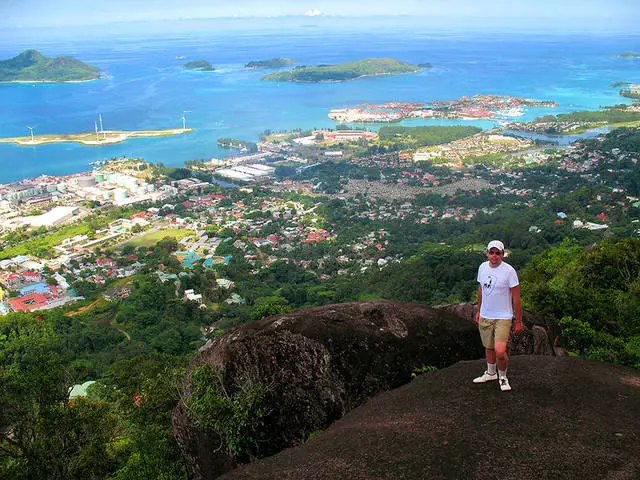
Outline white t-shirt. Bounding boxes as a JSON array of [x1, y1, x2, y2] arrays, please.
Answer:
[[477, 261, 519, 320]]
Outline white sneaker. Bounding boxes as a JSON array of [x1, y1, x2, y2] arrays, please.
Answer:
[[473, 371, 498, 383], [499, 377, 512, 391]]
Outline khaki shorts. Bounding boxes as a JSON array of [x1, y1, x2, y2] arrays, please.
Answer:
[[478, 317, 512, 348]]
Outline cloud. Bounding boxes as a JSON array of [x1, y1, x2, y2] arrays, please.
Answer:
[[304, 8, 324, 17]]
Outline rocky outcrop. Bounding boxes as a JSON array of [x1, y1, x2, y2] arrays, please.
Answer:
[[172, 300, 554, 479], [219, 356, 640, 480], [173, 300, 487, 479]]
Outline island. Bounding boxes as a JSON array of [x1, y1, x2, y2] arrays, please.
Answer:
[[245, 58, 295, 69], [260, 58, 421, 82], [183, 60, 215, 71], [328, 95, 558, 123], [0, 49, 101, 82], [0, 127, 193, 147], [616, 51, 640, 58]]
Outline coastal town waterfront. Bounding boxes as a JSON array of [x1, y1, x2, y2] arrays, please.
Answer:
[[329, 95, 559, 123]]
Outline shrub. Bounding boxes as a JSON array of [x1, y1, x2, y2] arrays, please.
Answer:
[[185, 364, 268, 459]]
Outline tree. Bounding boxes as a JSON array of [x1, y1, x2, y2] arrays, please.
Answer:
[[251, 296, 293, 321], [0, 314, 118, 479]]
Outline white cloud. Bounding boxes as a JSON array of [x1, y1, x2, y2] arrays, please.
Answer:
[[304, 8, 324, 17]]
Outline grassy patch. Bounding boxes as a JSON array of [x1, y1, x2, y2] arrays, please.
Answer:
[[0, 223, 93, 260], [125, 228, 195, 248]]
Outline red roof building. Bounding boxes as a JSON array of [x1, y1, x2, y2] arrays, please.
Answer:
[[10, 293, 49, 312]]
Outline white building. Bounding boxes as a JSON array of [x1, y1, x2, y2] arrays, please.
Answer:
[[24, 206, 79, 227]]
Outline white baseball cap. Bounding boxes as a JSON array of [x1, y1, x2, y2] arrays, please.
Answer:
[[486, 240, 505, 251]]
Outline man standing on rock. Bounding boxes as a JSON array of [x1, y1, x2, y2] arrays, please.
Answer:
[[474, 240, 523, 391]]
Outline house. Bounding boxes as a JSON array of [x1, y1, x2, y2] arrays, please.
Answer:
[[216, 278, 234, 289], [9, 293, 49, 312], [184, 289, 203, 303]]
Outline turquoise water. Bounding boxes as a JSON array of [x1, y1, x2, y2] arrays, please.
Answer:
[[1, 18, 639, 183]]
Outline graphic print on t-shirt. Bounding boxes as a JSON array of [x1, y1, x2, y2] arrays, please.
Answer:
[[483, 275, 496, 296]]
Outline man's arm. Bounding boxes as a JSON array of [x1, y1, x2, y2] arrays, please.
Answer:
[[511, 285, 523, 333], [476, 284, 482, 324]]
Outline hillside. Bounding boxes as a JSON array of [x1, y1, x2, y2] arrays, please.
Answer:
[[260, 58, 421, 82], [0, 49, 101, 82]]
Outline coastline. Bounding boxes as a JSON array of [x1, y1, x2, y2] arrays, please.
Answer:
[[0, 128, 193, 147], [0, 78, 101, 84]]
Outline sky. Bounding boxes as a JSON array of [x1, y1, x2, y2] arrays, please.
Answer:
[[0, 0, 638, 30]]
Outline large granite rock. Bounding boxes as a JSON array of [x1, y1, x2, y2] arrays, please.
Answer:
[[172, 300, 486, 479], [220, 356, 640, 480], [173, 300, 556, 479]]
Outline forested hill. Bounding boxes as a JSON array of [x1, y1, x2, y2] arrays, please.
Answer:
[[260, 58, 421, 82], [0, 49, 101, 82]]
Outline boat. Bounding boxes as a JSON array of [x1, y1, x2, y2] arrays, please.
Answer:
[[496, 107, 525, 118]]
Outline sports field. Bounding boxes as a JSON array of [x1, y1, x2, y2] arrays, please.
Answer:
[[126, 228, 195, 248]]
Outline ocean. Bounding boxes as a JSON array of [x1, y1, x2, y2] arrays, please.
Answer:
[[1, 17, 639, 183]]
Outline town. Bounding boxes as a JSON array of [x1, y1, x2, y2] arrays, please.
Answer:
[[1, 116, 639, 320]]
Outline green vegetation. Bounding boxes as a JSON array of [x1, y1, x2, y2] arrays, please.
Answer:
[[183, 60, 215, 71], [620, 89, 640, 100], [0, 206, 140, 259], [534, 108, 640, 125], [245, 58, 295, 69], [217, 137, 258, 153], [185, 363, 268, 459], [411, 365, 438, 378], [521, 238, 640, 367], [378, 125, 481, 147], [125, 229, 196, 248], [0, 223, 92, 259], [217, 137, 248, 148], [261, 58, 421, 82], [0, 49, 101, 82]]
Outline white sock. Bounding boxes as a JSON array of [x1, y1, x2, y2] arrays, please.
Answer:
[[487, 363, 497, 375], [498, 369, 507, 379]]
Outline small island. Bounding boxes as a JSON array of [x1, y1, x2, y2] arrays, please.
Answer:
[[261, 58, 421, 83], [0, 49, 101, 82], [0, 127, 193, 147], [183, 60, 215, 71], [245, 58, 295, 69], [616, 51, 640, 58]]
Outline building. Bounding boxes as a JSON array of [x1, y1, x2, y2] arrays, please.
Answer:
[[184, 289, 203, 303], [324, 131, 377, 142], [6, 183, 44, 203], [24, 206, 79, 227]]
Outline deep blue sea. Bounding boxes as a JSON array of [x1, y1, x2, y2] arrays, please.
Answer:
[[1, 17, 639, 183]]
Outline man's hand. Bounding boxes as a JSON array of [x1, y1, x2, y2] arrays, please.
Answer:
[[475, 310, 481, 325], [514, 319, 524, 333]]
